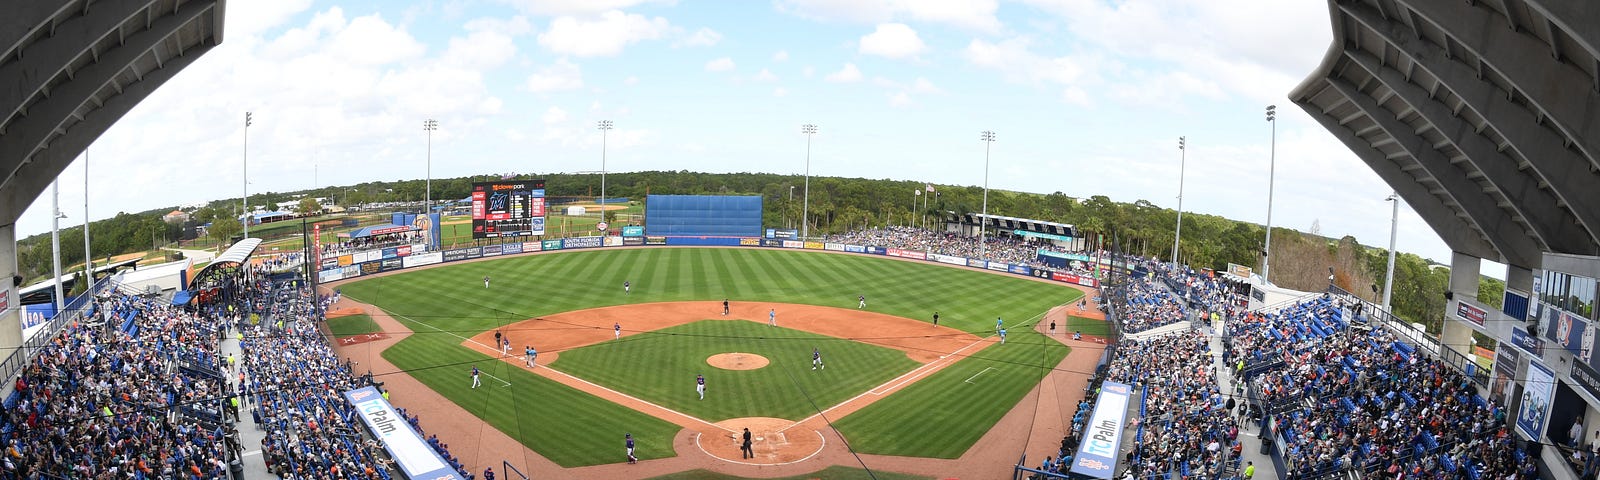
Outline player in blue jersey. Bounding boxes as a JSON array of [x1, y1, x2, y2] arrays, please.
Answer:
[[812, 348, 824, 370]]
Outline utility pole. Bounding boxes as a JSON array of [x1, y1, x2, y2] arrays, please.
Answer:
[[1172, 136, 1187, 271], [1263, 105, 1277, 283], [980, 130, 996, 257], [243, 112, 252, 239], [801, 124, 817, 239]]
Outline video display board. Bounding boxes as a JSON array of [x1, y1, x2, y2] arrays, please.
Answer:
[[471, 180, 546, 238]]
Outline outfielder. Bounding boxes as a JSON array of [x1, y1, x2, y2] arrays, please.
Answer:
[[626, 433, 637, 464], [624, 280, 631, 293], [812, 348, 824, 370], [484, 275, 491, 289], [471, 366, 481, 389], [696, 374, 706, 400], [858, 295, 866, 309]]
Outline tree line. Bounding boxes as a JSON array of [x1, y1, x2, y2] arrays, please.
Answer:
[[18, 170, 1495, 334]]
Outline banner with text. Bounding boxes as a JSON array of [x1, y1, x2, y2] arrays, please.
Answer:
[[1071, 381, 1132, 479], [1516, 359, 1554, 441], [344, 386, 462, 480]]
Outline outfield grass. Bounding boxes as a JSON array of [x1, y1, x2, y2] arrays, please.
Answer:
[[832, 329, 1071, 458], [325, 314, 381, 336], [339, 247, 1081, 466], [551, 320, 921, 421], [644, 466, 932, 480]]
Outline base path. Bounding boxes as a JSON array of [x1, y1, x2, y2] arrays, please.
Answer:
[[326, 284, 1108, 478]]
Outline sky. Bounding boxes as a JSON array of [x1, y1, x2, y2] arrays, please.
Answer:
[[19, 0, 1490, 275]]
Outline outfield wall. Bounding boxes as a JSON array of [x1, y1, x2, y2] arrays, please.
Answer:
[[319, 235, 1100, 289]]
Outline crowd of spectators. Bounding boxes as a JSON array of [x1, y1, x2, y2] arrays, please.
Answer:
[[317, 230, 428, 258], [1111, 332, 1241, 479], [823, 226, 1098, 274], [1117, 276, 1188, 334], [2, 292, 236, 477]]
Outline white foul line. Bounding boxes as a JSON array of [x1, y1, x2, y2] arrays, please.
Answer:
[[964, 367, 996, 384]]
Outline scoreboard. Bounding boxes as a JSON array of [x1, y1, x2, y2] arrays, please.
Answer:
[[471, 180, 547, 238]]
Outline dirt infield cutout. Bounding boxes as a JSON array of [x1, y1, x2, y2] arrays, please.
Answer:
[[707, 352, 769, 371]]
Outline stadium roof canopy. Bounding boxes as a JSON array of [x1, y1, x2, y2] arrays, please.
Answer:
[[1290, 0, 1600, 268], [342, 223, 415, 239], [957, 213, 1078, 238], [190, 237, 260, 288], [0, 0, 228, 226]]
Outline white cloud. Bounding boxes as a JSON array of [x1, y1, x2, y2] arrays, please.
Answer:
[[754, 69, 779, 82], [542, 106, 568, 124], [824, 63, 863, 83], [326, 13, 428, 66], [705, 57, 736, 72], [526, 58, 584, 92], [776, 0, 1000, 32], [803, 66, 815, 77], [888, 92, 912, 107], [910, 77, 940, 94], [444, 30, 518, 69], [537, 10, 672, 57], [497, 0, 672, 16], [463, 16, 534, 36], [774, 87, 789, 97], [623, 76, 640, 85], [858, 23, 926, 59], [773, 50, 790, 62], [678, 27, 723, 47]]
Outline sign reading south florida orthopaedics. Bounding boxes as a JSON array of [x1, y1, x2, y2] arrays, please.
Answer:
[[343, 386, 461, 480], [1071, 381, 1132, 479]]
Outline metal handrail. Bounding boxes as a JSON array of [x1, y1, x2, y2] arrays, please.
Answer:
[[0, 276, 116, 396]]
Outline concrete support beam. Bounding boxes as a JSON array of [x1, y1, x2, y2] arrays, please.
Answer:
[[1343, 3, 1600, 255], [0, 40, 215, 225], [1294, 88, 1502, 262], [0, 1, 157, 128], [1343, 51, 1596, 255], [1442, 251, 1481, 360], [1395, 0, 1600, 170], [0, 223, 16, 355], [1523, 0, 1600, 65], [1327, 77, 1541, 267], [0, 2, 74, 60]]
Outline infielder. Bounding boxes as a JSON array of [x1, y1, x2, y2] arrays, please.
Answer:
[[626, 433, 637, 464], [768, 308, 777, 327], [999, 328, 1008, 344], [722, 299, 730, 316], [696, 374, 707, 400], [996, 317, 1004, 332], [471, 365, 481, 389], [614, 322, 622, 340], [525, 345, 537, 367], [812, 348, 824, 370]]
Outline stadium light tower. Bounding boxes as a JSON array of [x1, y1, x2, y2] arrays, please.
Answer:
[[801, 124, 817, 239], [979, 130, 996, 258], [599, 120, 613, 212], [1382, 193, 1400, 314], [1172, 136, 1187, 271], [243, 111, 252, 239], [1263, 105, 1277, 284], [51, 180, 64, 311], [424, 119, 438, 213]]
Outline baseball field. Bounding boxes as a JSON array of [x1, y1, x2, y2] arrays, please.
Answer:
[[335, 247, 1084, 472]]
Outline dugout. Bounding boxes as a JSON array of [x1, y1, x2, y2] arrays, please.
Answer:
[[644, 195, 763, 237]]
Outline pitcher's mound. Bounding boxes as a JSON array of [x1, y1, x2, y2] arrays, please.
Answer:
[[707, 352, 769, 370]]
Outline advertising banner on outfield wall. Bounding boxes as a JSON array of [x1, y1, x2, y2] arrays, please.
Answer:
[[887, 249, 927, 260], [342, 265, 361, 278], [1004, 264, 1027, 274], [624, 237, 646, 246], [603, 236, 624, 247], [402, 252, 443, 269], [967, 259, 987, 269], [645, 236, 667, 245], [379, 258, 403, 272], [740, 238, 761, 246], [319, 269, 345, 283], [844, 244, 866, 253], [344, 386, 463, 480], [443, 248, 480, 262], [774, 229, 799, 239], [929, 253, 966, 266], [804, 241, 825, 250], [338, 255, 353, 267], [761, 239, 784, 247], [397, 245, 412, 257], [381, 248, 398, 260], [622, 226, 645, 237], [824, 243, 846, 252], [320, 258, 339, 269], [1071, 381, 1132, 479], [502, 242, 524, 255], [542, 240, 564, 251], [781, 240, 804, 249], [360, 262, 381, 276], [865, 246, 886, 255], [481, 245, 503, 257], [565, 236, 603, 249], [523, 242, 541, 252]]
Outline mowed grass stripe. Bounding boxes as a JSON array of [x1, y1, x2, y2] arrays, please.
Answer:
[[709, 249, 746, 298], [833, 329, 1071, 457], [340, 247, 1080, 464]]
